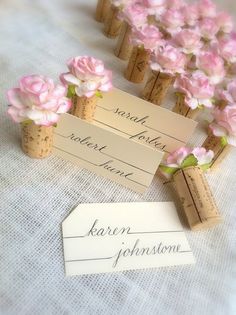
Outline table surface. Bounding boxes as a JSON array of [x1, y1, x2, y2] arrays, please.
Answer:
[[0, 0, 235, 314]]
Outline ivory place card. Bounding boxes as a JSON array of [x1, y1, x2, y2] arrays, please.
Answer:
[[62, 202, 195, 276], [94, 88, 197, 154], [53, 114, 164, 194]]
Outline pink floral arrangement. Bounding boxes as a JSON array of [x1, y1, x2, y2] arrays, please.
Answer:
[[160, 146, 214, 178], [150, 44, 186, 76], [60, 56, 112, 98], [130, 24, 163, 51], [174, 71, 214, 109], [209, 105, 236, 147], [7, 75, 71, 126]]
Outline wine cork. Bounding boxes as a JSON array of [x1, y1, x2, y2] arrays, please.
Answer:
[[21, 122, 53, 159], [95, 0, 111, 23], [173, 166, 222, 231], [202, 133, 232, 169], [71, 95, 98, 122], [104, 5, 122, 38], [124, 46, 150, 83], [114, 22, 133, 60], [142, 71, 174, 106], [172, 93, 200, 120]]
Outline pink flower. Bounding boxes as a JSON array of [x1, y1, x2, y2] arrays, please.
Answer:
[[60, 56, 112, 98], [196, 51, 225, 84], [210, 105, 236, 146], [7, 75, 71, 126], [165, 147, 192, 168], [174, 29, 203, 54], [198, 0, 217, 18], [174, 71, 215, 109], [130, 24, 163, 51], [166, 0, 185, 10], [182, 4, 199, 26], [197, 18, 220, 40], [192, 147, 214, 165], [119, 2, 148, 26], [160, 9, 185, 34], [142, 0, 166, 16], [160, 146, 214, 178], [150, 44, 186, 75], [215, 12, 234, 34], [217, 79, 236, 103], [217, 36, 236, 63]]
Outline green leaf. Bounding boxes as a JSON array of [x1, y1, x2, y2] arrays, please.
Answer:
[[181, 154, 198, 169], [95, 91, 103, 98], [67, 85, 76, 98], [159, 165, 179, 175], [53, 123, 57, 128], [220, 136, 228, 147], [200, 163, 212, 171]]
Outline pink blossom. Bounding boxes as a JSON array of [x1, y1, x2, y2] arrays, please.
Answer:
[[60, 56, 112, 98], [160, 146, 214, 177], [166, 0, 185, 10], [119, 2, 148, 26], [197, 18, 220, 40], [182, 4, 199, 26], [7, 75, 71, 126], [174, 71, 215, 109], [217, 36, 236, 63], [150, 44, 186, 75], [165, 147, 192, 168], [174, 29, 203, 54], [198, 0, 217, 18], [210, 105, 236, 146], [142, 0, 166, 16], [192, 147, 214, 165], [215, 12, 234, 34], [196, 51, 225, 84], [217, 79, 236, 103], [160, 9, 185, 34], [130, 24, 163, 51]]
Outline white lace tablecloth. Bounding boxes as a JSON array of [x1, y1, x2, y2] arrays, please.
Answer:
[[0, 1, 235, 314]]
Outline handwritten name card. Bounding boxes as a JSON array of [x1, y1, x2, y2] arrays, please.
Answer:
[[53, 114, 164, 193], [94, 88, 197, 154], [62, 202, 195, 276]]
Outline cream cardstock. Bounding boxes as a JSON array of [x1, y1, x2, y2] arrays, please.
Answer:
[[94, 88, 198, 154], [62, 202, 195, 276], [53, 114, 164, 194]]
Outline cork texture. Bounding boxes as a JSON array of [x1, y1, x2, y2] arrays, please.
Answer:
[[114, 22, 133, 60], [124, 46, 150, 83], [21, 122, 53, 159], [104, 5, 122, 38], [142, 71, 173, 106], [202, 133, 232, 169], [95, 0, 111, 23], [172, 94, 200, 119], [71, 95, 98, 122], [173, 167, 222, 231]]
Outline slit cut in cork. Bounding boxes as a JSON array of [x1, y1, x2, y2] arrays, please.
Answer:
[[114, 22, 133, 60], [142, 71, 174, 106], [173, 166, 222, 231], [172, 93, 200, 119], [21, 122, 53, 159], [124, 46, 150, 83], [104, 5, 122, 38], [202, 133, 232, 169], [95, 0, 111, 23]]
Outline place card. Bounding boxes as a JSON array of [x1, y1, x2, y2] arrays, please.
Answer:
[[62, 202, 195, 276], [53, 114, 164, 194], [94, 88, 198, 154]]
